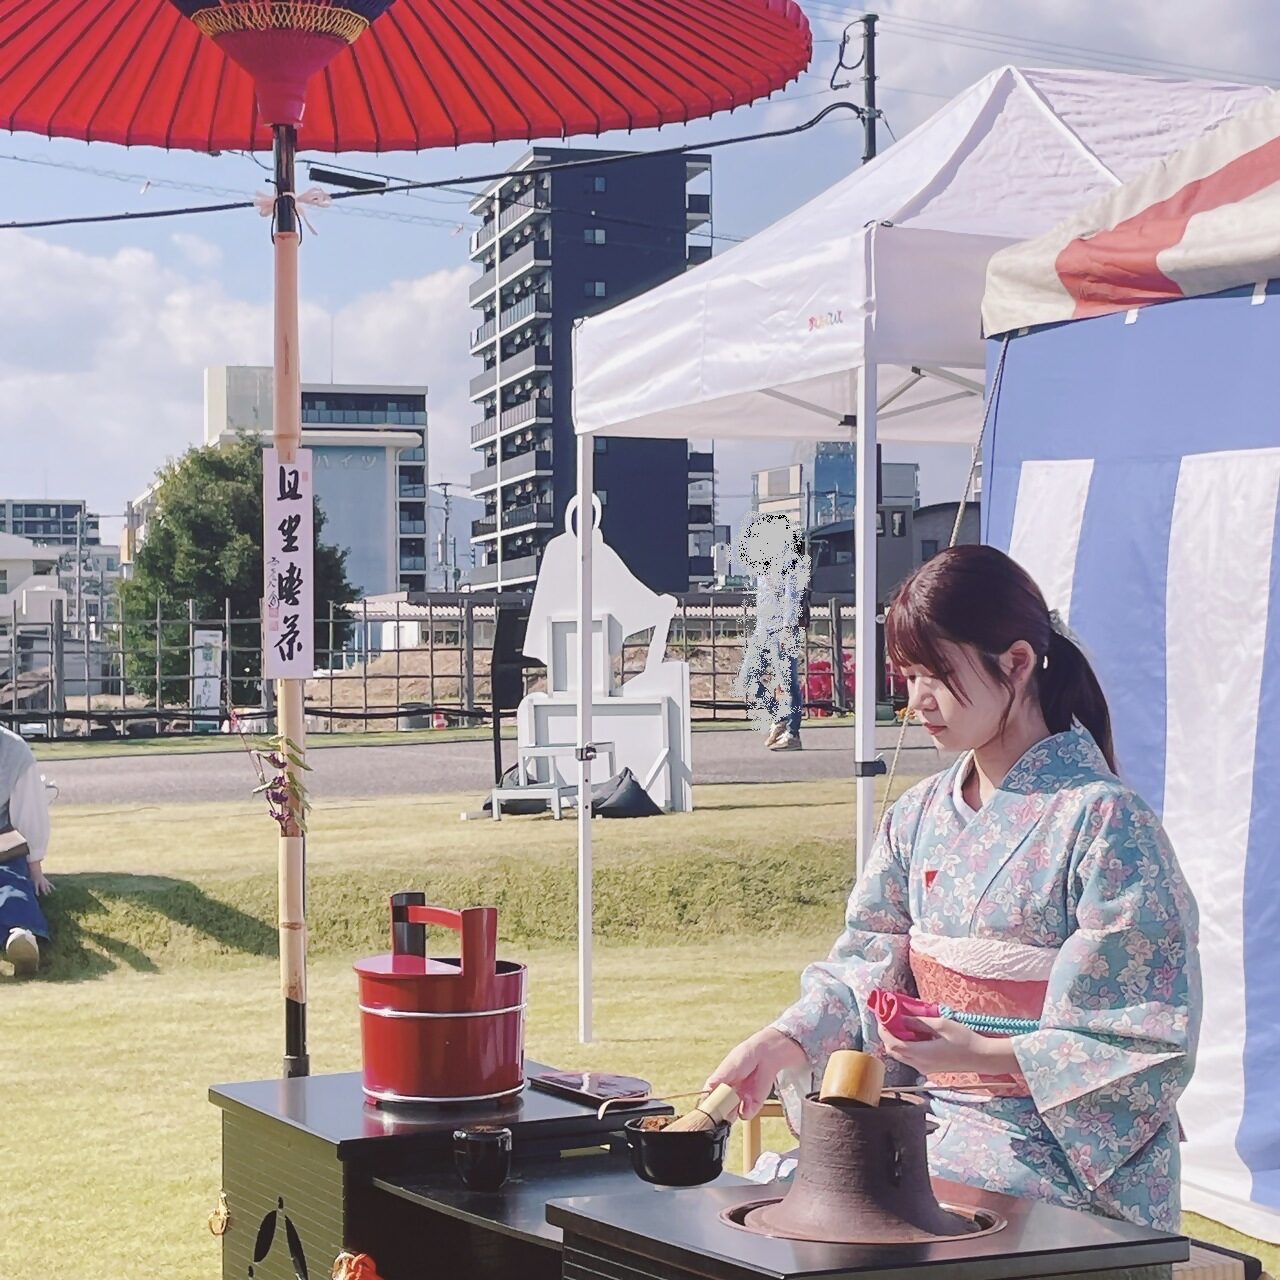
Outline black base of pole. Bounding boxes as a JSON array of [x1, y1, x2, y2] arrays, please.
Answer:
[[285, 996, 309, 1078]]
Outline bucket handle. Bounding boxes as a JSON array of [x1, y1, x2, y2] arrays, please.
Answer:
[[405, 905, 463, 932], [389, 893, 497, 986]]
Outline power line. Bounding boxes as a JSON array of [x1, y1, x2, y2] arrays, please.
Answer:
[[801, 3, 1280, 86], [0, 151, 471, 230], [0, 101, 861, 232]]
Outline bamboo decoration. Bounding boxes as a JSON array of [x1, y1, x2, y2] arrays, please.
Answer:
[[272, 145, 309, 1076]]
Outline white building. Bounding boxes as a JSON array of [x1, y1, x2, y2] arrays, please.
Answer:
[[128, 367, 433, 599], [0, 532, 63, 626]]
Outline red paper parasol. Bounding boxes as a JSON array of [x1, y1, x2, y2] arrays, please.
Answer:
[[0, 0, 812, 151], [0, 0, 810, 1071]]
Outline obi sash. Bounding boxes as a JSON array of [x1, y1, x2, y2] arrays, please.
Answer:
[[907, 928, 1058, 1097]]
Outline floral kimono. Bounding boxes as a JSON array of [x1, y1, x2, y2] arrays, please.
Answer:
[[772, 728, 1200, 1232]]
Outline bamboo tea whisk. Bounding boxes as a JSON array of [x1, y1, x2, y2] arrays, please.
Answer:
[[664, 1083, 742, 1133]]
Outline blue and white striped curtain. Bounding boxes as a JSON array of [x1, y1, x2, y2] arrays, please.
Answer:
[[984, 282, 1280, 1242]]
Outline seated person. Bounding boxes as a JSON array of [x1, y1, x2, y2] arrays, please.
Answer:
[[1, 724, 52, 976]]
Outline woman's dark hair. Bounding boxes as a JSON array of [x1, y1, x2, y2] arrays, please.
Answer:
[[885, 544, 1116, 771]]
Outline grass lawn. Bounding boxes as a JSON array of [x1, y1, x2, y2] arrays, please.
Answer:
[[5, 786, 1273, 1278], [37, 782, 869, 978], [2, 941, 815, 1280]]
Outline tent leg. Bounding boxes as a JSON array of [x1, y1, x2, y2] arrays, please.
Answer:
[[576, 435, 595, 1044], [855, 356, 880, 875]]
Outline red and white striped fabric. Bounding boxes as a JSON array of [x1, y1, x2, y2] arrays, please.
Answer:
[[983, 89, 1280, 334]]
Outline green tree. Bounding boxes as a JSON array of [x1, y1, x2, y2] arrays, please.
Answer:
[[119, 436, 355, 704]]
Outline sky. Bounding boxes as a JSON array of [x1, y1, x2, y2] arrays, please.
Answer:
[[3, 0, 1279, 551]]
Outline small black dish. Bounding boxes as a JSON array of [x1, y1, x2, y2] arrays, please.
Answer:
[[453, 1125, 512, 1191], [624, 1117, 729, 1187]]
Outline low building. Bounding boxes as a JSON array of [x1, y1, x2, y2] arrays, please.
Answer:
[[752, 452, 919, 529], [0, 532, 62, 625], [913, 501, 981, 565]]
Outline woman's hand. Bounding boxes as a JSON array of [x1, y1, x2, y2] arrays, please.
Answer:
[[28, 863, 53, 896], [879, 1017, 1019, 1077], [705, 1028, 809, 1119]]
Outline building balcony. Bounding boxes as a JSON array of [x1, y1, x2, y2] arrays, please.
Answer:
[[473, 516, 499, 539], [497, 344, 552, 386], [688, 556, 715, 578], [470, 448, 552, 495], [471, 315, 497, 350], [399, 555, 428, 572], [469, 553, 540, 588], [472, 415, 498, 445], [502, 448, 553, 485], [502, 501, 553, 531], [499, 290, 551, 334], [688, 504, 715, 527], [687, 244, 712, 268], [499, 189, 549, 232], [398, 483, 427, 499], [688, 451, 714, 475], [470, 264, 498, 305], [500, 396, 553, 433], [470, 365, 498, 398], [399, 519, 427, 535], [470, 221, 496, 258], [501, 237, 551, 280], [687, 192, 711, 228]]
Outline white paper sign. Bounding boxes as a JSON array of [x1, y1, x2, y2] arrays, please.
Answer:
[[263, 447, 314, 679], [192, 629, 223, 726]]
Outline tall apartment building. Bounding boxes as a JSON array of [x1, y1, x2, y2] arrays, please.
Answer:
[[466, 147, 715, 594], [0, 499, 100, 546], [128, 368, 431, 598]]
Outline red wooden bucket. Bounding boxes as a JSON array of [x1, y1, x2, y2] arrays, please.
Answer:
[[354, 893, 527, 1106]]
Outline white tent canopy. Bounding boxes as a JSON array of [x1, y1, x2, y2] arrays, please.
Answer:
[[573, 66, 1268, 445], [565, 65, 1269, 1040]]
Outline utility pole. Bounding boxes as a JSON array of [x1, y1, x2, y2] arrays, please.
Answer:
[[861, 13, 878, 164], [431, 480, 454, 591], [74, 512, 83, 635]]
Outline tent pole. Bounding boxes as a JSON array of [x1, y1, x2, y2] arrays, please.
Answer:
[[854, 299, 882, 874], [575, 434, 595, 1043]]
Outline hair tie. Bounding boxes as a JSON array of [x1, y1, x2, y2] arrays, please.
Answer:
[[1047, 608, 1084, 648]]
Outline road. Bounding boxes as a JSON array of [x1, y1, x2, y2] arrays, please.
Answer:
[[42, 725, 942, 806]]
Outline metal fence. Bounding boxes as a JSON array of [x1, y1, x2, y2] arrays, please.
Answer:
[[0, 592, 869, 740]]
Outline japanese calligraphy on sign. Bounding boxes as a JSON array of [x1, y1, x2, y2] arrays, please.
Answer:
[[263, 447, 315, 679]]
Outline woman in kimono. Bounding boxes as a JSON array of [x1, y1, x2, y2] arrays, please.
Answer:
[[707, 544, 1199, 1231]]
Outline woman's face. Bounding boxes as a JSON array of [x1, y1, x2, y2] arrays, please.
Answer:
[[901, 639, 1031, 753]]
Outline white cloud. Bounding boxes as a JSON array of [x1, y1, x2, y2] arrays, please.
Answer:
[[169, 232, 223, 270], [0, 232, 477, 515]]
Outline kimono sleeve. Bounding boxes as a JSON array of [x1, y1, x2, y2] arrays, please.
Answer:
[[1012, 791, 1201, 1193], [770, 785, 924, 1126]]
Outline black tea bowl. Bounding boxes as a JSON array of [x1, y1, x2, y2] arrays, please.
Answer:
[[624, 1116, 729, 1187]]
